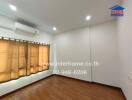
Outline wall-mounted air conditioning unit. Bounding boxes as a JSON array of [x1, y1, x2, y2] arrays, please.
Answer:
[[15, 22, 39, 34]]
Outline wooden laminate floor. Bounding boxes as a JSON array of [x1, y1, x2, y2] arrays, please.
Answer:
[[0, 75, 125, 100]]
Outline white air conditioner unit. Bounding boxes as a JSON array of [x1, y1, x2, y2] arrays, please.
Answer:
[[15, 22, 39, 34]]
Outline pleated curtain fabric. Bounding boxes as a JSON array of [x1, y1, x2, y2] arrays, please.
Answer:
[[38, 45, 50, 72], [0, 39, 49, 83], [10, 41, 19, 80], [27, 43, 39, 74], [38, 45, 43, 72], [18, 42, 27, 77], [0, 40, 11, 83], [42, 45, 49, 70]]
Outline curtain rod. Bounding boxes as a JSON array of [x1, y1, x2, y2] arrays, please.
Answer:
[[0, 36, 50, 45]]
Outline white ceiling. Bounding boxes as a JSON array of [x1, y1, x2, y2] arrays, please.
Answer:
[[0, 0, 121, 34]]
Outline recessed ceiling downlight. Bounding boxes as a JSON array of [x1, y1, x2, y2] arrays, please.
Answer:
[[53, 27, 57, 31], [9, 4, 17, 11], [86, 15, 91, 21]]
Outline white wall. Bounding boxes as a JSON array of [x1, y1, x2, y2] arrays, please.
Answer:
[[118, 0, 132, 99], [54, 20, 120, 87], [91, 21, 120, 87], [0, 15, 54, 96], [54, 27, 92, 81]]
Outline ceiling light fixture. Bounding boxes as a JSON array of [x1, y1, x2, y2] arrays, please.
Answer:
[[53, 27, 57, 31], [86, 15, 91, 21], [9, 4, 17, 11]]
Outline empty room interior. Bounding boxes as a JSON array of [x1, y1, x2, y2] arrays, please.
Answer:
[[0, 0, 132, 100]]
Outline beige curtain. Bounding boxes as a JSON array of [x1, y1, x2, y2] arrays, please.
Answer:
[[38, 45, 43, 71], [39, 45, 49, 71], [18, 42, 27, 77], [0, 39, 50, 83], [10, 41, 19, 80], [0, 40, 11, 82], [27, 43, 39, 75], [10, 41, 27, 79]]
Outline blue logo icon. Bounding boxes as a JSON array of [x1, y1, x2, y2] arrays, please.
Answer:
[[110, 5, 125, 16]]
